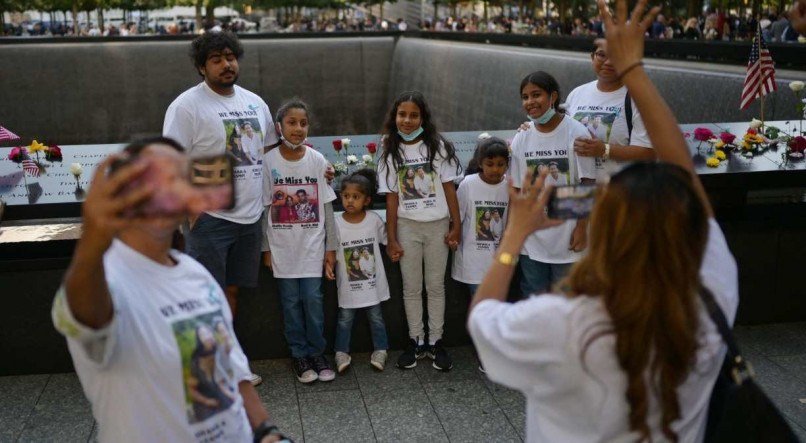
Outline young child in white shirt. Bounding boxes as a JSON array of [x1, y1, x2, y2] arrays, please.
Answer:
[[452, 136, 510, 296], [262, 99, 338, 384], [326, 169, 391, 373], [377, 91, 463, 372]]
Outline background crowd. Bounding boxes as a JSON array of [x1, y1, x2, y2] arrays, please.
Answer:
[[3, 0, 804, 42]]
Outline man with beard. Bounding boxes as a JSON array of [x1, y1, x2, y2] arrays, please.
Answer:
[[163, 31, 279, 386]]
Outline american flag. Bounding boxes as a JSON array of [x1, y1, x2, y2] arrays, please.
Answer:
[[22, 159, 41, 177], [740, 25, 777, 110], [0, 126, 20, 141]]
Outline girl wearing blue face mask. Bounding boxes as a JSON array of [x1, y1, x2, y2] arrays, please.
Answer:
[[509, 71, 597, 297], [377, 91, 463, 372]]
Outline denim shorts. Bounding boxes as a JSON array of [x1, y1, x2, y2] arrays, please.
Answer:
[[186, 213, 262, 289]]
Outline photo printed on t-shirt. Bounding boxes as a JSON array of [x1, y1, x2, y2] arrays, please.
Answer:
[[172, 310, 237, 425], [526, 157, 571, 187], [223, 118, 264, 167], [270, 183, 319, 225], [343, 243, 377, 283], [397, 162, 437, 201], [571, 109, 619, 169], [474, 205, 506, 245]]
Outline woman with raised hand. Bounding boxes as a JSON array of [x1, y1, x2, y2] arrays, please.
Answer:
[[467, 0, 739, 441]]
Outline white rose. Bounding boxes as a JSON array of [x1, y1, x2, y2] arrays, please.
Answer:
[[346, 154, 358, 165], [362, 154, 373, 163], [477, 132, 491, 140], [341, 138, 351, 150], [69, 163, 83, 177], [789, 81, 805, 92], [708, 138, 719, 144], [748, 118, 763, 129]]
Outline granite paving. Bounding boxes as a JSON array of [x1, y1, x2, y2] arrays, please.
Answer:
[[1, 323, 804, 442]]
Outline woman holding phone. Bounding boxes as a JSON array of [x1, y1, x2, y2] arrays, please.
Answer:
[[468, 1, 739, 441]]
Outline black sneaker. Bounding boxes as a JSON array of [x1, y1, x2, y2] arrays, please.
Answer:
[[396, 338, 426, 369], [293, 357, 318, 383], [429, 340, 453, 371], [311, 355, 336, 382]]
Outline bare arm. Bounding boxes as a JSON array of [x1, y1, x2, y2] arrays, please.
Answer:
[[64, 157, 153, 328], [385, 193, 403, 261], [442, 181, 461, 248], [574, 138, 657, 161], [239, 381, 270, 428], [597, 0, 713, 217]]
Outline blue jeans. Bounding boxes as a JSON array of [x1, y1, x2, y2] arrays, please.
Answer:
[[334, 304, 389, 353], [277, 277, 326, 359], [518, 255, 572, 297]]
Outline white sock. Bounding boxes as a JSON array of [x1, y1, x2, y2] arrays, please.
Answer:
[[416, 337, 424, 346], [429, 338, 438, 346]]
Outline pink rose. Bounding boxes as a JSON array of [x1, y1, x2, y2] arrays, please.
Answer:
[[693, 127, 715, 142], [719, 132, 736, 144], [8, 146, 27, 163]]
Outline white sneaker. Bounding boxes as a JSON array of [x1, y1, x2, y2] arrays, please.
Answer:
[[335, 352, 352, 373], [370, 350, 388, 371], [248, 373, 263, 386]]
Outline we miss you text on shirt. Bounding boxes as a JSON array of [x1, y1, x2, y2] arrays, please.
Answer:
[[525, 149, 567, 158], [273, 176, 319, 185]]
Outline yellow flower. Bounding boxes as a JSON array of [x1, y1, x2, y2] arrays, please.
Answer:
[[742, 141, 752, 150], [753, 135, 766, 143], [715, 140, 726, 149], [28, 140, 47, 153], [706, 157, 720, 167], [715, 150, 727, 160]]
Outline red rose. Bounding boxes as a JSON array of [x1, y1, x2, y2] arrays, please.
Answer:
[[789, 136, 806, 153], [46, 145, 63, 162], [693, 127, 715, 142], [332, 140, 342, 152], [719, 132, 736, 144], [8, 146, 27, 163], [366, 142, 377, 154], [747, 128, 757, 135]]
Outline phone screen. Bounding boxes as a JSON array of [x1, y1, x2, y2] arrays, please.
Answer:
[[110, 154, 235, 217], [547, 185, 596, 220]]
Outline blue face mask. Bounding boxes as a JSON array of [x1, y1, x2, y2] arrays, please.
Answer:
[[528, 105, 556, 126], [398, 126, 424, 142]]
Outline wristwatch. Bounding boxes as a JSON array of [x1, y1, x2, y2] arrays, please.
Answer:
[[603, 143, 611, 161], [497, 252, 519, 266], [254, 420, 288, 443]]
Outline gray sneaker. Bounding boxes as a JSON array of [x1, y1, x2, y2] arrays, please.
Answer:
[[335, 352, 352, 373], [370, 350, 388, 371]]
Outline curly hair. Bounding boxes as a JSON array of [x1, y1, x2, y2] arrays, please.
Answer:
[[189, 31, 244, 75]]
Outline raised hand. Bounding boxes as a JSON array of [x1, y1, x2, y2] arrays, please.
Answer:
[[596, 0, 660, 74], [504, 169, 563, 241]]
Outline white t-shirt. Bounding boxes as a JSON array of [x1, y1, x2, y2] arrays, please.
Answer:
[[335, 212, 390, 309], [163, 82, 279, 224], [263, 147, 336, 278], [452, 173, 509, 285], [565, 81, 652, 178], [377, 141, 462, 222], [469, 219, 738, 443], [51, 240, 253, 443], [510, 117, 597, 263]]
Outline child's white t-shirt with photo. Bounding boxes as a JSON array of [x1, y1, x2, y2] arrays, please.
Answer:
[[335, 211, 390, 309], [510, 116, 597, 264], [52, 240, 253, 443], [263, 147, 336, 278], [377, 141, 462, 222], [163, 82, 279, 224], [564, 80, 652, 178], [452, 173, 510, 285]]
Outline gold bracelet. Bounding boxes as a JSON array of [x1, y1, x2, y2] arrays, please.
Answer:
[[497, 252, 519, 266]]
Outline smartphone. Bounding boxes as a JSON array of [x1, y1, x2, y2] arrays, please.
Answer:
[[110, 154, 235, 217], [547, 185, 596, 220]]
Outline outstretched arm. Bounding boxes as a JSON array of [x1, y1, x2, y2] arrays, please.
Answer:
[[597, 0, 713, 217]]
